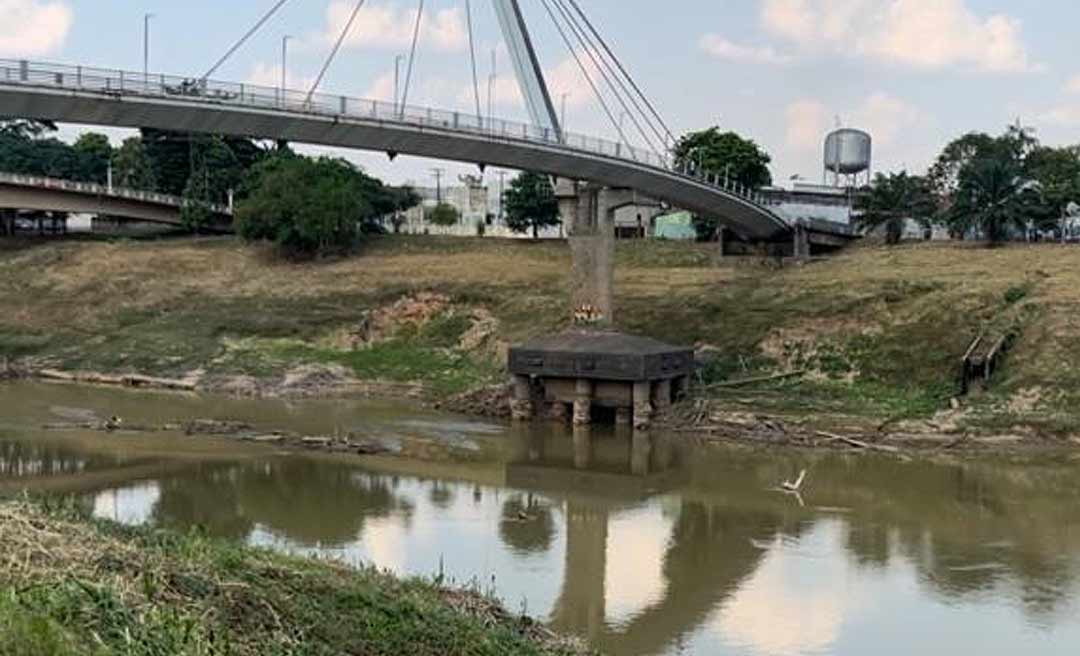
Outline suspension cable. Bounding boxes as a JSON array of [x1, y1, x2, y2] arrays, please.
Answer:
[[399, 0, 425, 113], [465, 0, 483, 120], [202, 0, 293, 81], [554, 0, 668, 151], [564, 0, 675, 147], [538, 0, 627, 147], [306, 0, 368, 105], [549, 0, 660, 155]]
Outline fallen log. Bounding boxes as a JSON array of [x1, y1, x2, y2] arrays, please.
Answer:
[[704, 370, 806, 390], [815, 431, 901, 454]]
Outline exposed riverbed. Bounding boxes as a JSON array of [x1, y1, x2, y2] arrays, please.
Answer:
[[3, 380, 1080, 655]]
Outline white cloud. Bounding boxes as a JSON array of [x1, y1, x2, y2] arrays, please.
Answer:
[[785, 92, 925, 151], [699, 34, 793, 65], [1037, 105, 1080, 128], [785, 98, 830, 151], [0, 0, 72, 57], [455, 51, 600, 114], [246, 62, 316, 93], [322, 2, 465, 52], [1066, 75, 1080, 95], [761, 0, 1037, 73], [365, 70, 397, 103]]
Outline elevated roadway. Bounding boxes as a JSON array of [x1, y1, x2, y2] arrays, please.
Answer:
[[0, 171, 231, 228], [0, 59, 791, 241]]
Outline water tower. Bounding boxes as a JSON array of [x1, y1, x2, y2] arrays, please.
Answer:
[[823, 128, 872, 187]]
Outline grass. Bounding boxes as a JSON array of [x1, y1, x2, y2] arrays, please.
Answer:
[[4, 234, 1080, 432], [0, 499, 588, 656]]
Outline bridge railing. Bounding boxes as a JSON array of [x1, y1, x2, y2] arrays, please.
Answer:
[[0, 170, 230, 214], [0, 59, 774, 210]]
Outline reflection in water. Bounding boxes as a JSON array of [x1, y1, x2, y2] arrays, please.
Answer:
[[4, 381, 1080, 655]]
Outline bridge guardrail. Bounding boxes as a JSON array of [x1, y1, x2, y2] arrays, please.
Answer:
[[0, 171, 230, 214], [0, 59, 775, 212]]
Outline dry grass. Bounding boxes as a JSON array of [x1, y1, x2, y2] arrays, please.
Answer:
[[3, 235, 1080, 431]]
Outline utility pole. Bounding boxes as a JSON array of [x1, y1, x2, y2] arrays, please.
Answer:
[[497, 170, 507, 223], [432, 168, 445, 203], [487, 49, 496, 129], [143, 13, 154, 83], [281, 35, 292, 101]]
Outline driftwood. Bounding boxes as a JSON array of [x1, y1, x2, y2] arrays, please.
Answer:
[[704, 370, 806, 390], [36, 369, 196, 391], [816, 431, 901, 454]]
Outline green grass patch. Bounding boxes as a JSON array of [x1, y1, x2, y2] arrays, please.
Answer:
[[0, 501, 585, 656]]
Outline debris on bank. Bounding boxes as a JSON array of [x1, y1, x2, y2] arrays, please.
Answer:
[[43, 417, 401, 457]]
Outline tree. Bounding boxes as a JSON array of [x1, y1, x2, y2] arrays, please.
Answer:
[[72, 132, 113, 184], [111, 137, 157, 190], [948, 156, 1040, 244], [855, 172, 937, 244], [426, 202, 460, 226], [502, 172, 559, 238], [1025, 145, 1080, 235], [181, 158, 214, 233], [235, 155, 391, 256], [672, 127, 772, 189]]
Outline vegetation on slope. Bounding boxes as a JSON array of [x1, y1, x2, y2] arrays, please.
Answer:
[[1, 235, 1079, 435], [0, 499, 587, 656]]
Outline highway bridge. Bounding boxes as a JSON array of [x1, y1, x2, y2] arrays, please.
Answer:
[[0, 171, 231, 231], [0, 58, 791, 242]]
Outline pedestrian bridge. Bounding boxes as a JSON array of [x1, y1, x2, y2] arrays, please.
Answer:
[[0, 171, 231, 229], [0, 59, 791, 241]]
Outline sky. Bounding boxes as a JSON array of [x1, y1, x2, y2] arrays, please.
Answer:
[[3, 0, 1080, 189]]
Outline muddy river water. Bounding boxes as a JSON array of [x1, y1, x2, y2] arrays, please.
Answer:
[[2, 381, 1080, 655]]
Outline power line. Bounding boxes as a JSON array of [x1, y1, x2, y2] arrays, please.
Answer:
[[537, 0, 627, 148], [563, 0, 675, 147], [202, 0, 293, 81], [399, 0, 426, 114], [306, 0, 368, 105]]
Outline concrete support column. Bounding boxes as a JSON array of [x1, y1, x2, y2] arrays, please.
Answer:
[[510, 374, 534, 421], [653, 379, 672, 411], [673, 375, 690, 401], [573, 379, 594, 425], [633, 381, 652, 429], [793, 223, 810, 262], [715, 226, 726, 263], [615, 406, 632, 426], [546, 400, 570, 422], [558, 179, 614, 327]]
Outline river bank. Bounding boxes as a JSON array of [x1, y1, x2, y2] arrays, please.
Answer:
[[0, 499, 590, 655], [4, 235, 1080, 447]]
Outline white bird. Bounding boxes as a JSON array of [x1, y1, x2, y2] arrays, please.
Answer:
[[782, 469, 807, 493]]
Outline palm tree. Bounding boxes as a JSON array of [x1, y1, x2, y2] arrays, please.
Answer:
[[855, 172, 937, 244], [949, 158, 1039, 244]]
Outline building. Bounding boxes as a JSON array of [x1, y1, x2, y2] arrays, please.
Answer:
[[760, 182, 854, 229]]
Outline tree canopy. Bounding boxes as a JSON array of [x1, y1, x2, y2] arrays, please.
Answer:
[[672, 127, 773, 189], [0, 120, 111, 183], [856, 172, 937, 244], [235, 154, 409, 256], [426, 203, 461, 227], [502, 172, 560, 238]]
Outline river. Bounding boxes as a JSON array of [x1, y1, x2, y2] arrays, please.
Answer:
[[2, 380, 1080, 655]]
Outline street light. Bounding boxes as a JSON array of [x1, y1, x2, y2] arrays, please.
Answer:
[[560, 93, 569, 134], [143, 13, 154, 82], [281, 35, 292, 101], [393, 54, 405, 113]]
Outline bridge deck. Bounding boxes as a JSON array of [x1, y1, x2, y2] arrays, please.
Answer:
[[0, 59, 791, 241]]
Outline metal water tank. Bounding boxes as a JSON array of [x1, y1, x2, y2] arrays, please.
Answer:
[[824, 129, 872, 175]]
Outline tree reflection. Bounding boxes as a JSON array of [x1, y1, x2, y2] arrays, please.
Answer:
[[499, 494, 555, 556]]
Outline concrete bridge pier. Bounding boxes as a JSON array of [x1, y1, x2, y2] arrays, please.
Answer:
[[793, 223, 811, 262], [557, 179, 621, 327], [0, 209, 14, 236]]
